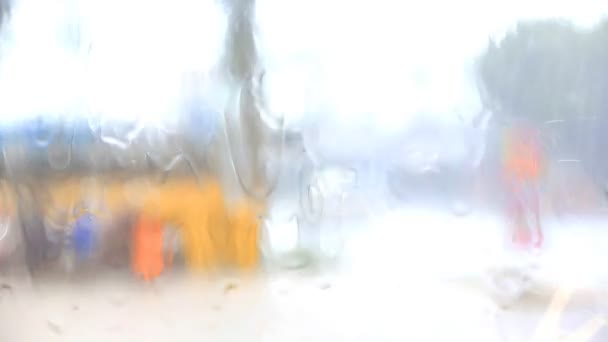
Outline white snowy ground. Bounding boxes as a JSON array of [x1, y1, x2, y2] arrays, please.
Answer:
[[1, 204, 608, 341]]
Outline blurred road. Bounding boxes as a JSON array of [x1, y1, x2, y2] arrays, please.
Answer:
[[1, 204, 608, 341]]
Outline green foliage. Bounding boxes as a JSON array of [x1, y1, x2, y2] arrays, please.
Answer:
[[478, 18, 608, 123]]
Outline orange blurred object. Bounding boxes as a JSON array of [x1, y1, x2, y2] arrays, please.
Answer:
[[229, 201, 260, 269], [503, 125, 544, 249], [131, 214, 166, 281], [140, 178, 262, 272], [141, 179, 224, 270], [503, 126, 543, 181]]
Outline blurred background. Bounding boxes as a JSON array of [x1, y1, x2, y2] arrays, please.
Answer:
[[1, 0, 608, 340]]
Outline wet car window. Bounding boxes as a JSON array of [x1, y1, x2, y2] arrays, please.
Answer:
[[0, 0, 608, 340]]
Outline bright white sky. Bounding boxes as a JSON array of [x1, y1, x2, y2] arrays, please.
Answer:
[[0, 0, 607, 129]]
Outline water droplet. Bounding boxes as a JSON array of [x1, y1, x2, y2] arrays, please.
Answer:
[[28, 117, 55, 148]]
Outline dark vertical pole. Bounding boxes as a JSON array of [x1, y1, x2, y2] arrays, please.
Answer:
[[222, 0, 266, 197]]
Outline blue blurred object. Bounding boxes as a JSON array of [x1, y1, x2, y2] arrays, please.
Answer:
[[72, 212, 98, 260]]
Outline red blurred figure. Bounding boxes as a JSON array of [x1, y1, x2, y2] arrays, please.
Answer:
[[503, 124, 544, 250]]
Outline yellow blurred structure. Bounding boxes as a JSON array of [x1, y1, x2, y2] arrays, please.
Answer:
[[43, 176, 262, 278]]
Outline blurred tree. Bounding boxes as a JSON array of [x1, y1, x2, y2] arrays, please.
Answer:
[[478, 19, 590, 123], [478, 18, 608, 186], [584, 19, 608, 118], [582, 19, 608, 184]]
